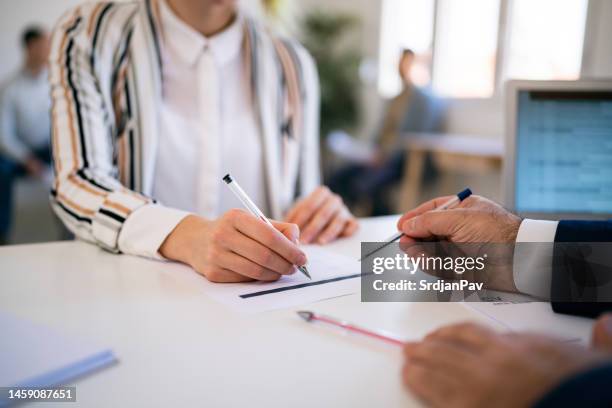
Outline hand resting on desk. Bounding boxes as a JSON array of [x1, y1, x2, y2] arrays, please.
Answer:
[[285, 186, 358, 245], [402, 318, 612, 408]]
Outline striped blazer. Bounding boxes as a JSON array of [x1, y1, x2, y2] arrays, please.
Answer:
[[48, 0, 320, 255]]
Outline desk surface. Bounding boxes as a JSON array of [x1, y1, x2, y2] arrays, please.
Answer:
[[0, 216, 592, 407], [403, 132, 504, 157]]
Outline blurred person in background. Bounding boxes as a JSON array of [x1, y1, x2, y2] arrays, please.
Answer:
[[328, 48, 444, 216], [0, 26, 51, 245], [49, 0, 357, 283]]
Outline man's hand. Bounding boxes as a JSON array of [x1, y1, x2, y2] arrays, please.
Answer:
[[23, 157, 44, 178], [396, 195, 523, 292], [285, 186, 358, 244], [397, 195, 522, 244], [159, 210, 307, 282], [402, 322, 609, 408]]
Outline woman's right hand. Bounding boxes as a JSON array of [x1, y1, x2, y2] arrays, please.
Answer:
[[159, 210, 307, 282]]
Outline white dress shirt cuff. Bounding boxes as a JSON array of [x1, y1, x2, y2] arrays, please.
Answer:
[[513, 219, 559, 299], [118, 204, 190, 260]]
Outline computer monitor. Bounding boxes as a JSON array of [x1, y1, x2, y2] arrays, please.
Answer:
[[504, 80, 612, 220]]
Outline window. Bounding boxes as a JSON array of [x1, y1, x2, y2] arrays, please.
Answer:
[[432, 0, 501, 98], [503, 0, 588, 81], [378, 0, 590, 99], [377, 0, 435, 97]]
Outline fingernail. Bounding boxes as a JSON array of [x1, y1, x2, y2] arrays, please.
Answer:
[[297, 253, 307, 266], [402, 219, 416, 232]]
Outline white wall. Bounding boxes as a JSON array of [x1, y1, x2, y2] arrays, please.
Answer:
[[1, 0, 610, 134], [0, 0, 86, 81], [298, 0, 612, 139], [582, 0, 612, 79], [296, 0, 384, 140]]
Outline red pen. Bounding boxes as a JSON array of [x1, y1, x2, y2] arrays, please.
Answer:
[[297, 311, 404, 347]]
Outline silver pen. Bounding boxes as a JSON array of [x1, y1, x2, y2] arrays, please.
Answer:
[[223, 173, 311, 279], [359, 188, 473, 261]]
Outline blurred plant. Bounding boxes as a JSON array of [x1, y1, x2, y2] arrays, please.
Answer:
[[300, 10, 362, 138]]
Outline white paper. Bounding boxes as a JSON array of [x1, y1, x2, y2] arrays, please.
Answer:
[[463, 296, 594, 344], [198, 245, 360, 313]]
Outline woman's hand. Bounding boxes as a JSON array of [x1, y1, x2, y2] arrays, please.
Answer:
[[285, 186, 358, 244], [159, 210, 307, 282]]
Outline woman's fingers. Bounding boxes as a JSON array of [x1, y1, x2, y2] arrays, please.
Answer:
[[201, 266, 256, 283], [214, 249, 283, 281], [232, 210, 307, 267], [301, 194, 343, 243], [224, 230, 295, 276], [285, 186, 331, 227]]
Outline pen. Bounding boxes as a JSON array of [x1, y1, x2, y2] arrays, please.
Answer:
[[297, 310, 404, 346], [223, 173, 311, 279], [359, 188, 472, 261]]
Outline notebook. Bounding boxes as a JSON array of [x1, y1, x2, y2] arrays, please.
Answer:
[[0, 311, 116, 405]]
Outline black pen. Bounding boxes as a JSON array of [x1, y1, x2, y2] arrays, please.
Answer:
[[359, 188, 472, 261]]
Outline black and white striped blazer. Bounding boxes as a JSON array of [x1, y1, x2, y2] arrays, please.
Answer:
[[49, 0, 320, 254]]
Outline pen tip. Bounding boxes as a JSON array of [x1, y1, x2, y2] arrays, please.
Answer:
[[299, 266, 311, 279], [297, 311, 313, 321]]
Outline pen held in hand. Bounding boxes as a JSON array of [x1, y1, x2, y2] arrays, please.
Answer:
[[223, 173, 311, 279], [358, 188, 472, 261]]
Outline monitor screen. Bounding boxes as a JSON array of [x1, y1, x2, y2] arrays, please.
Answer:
[[515, 90, 612, 215]]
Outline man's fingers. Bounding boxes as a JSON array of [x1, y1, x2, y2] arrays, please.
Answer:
[[404, 339, 477, 373], [400, 209, 468, 240], [402, 362, 458, 408], [301, 194, 342, 243], [592, 313, 612, 352], [232, 211, 307, 267], [396, 196, 455, 230], [425, 322, 497, 350]]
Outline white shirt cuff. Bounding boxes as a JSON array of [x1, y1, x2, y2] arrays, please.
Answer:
[[513, 219, 559, 299], [118, 204, 190, 260]]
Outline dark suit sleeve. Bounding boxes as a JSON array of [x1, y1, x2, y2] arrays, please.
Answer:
[[551, 220, 612, 318], [533, 364, 612, 408], [555, 220, 612, 242]]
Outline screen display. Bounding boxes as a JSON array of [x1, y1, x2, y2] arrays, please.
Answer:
[[515, 90, 612, 214]]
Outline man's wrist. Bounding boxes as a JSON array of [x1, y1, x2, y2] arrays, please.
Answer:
[[501, 213, 523, 243]]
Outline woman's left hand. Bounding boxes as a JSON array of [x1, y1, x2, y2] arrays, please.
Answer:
[[285, 186, 358, 244]]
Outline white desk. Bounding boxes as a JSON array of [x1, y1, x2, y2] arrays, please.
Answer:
[[0, 216, 593, 407]]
